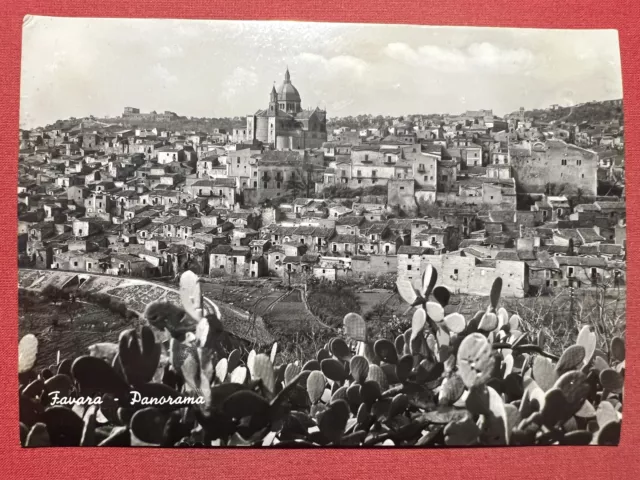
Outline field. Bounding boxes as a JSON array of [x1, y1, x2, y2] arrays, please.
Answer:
[[200, 279, 284, 317], [263, 289, 319, 333], [356, 289, 396, 315], [19, 299, 132, 371]]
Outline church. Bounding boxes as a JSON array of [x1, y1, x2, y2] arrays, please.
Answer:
[[246, 68, 328, 150]]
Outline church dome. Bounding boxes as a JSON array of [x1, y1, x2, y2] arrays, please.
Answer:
[[277, 68, 301, 103], [278, 83, 301, 102]]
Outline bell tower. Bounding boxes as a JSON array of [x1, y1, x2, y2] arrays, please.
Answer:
[[268, 83, 278, 115]]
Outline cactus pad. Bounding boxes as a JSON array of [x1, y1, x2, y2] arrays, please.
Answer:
[[19, 334, 38, 374], [457, 333, 494, 389]]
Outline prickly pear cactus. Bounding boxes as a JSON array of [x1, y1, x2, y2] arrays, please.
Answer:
[[18, 267, 623, 447]]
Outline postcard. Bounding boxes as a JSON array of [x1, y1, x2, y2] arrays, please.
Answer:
[[18, 16, 625, 447]]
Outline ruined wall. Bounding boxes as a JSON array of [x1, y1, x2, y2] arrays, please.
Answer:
[[398, 254, 528, 298], [388, 179, 417, 214], [496, 260, 529, 297], [511, 142, 598, 197], [352, 255, 398, 276]]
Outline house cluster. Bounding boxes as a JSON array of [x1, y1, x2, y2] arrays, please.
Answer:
[[17, 83, 625, 299]]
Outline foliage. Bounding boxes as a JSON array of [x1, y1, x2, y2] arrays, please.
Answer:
[[526, 101, 623, 126], [19, 268, 623, 447], [307, 282, 361, 328], [364, 301, 410, 340], [317, 184, 388, 200]]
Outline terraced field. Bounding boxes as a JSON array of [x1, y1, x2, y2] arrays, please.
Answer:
[[19, 269, 274, 345], [262, 289, 319, 334], [19, 301, 130, 371], [200, 280, 284, 315]]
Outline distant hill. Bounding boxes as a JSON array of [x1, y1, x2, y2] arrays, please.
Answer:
[[519, 99, 624, 126], [40, 116, 247, 133]]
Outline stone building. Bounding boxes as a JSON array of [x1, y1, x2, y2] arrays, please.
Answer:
[[510, 139, 598, 197], [397, 250, 529, 298], [246, 68, 327, 149]]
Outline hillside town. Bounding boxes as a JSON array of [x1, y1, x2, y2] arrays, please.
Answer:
[[18, 67, 626, 300]]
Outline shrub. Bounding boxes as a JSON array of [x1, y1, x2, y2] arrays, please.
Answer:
[[307, 282, 360, 327], [18, 268, 624, 447], [109, 298, 128, 317]]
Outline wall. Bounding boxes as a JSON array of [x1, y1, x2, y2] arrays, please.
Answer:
[[388, 179, 417, 214], [511, 141, 598, 196], [398, 253, 528, 298], [409, 152, 438, 189], [261, 207, 278, 227], [438, 164, 457, 192]]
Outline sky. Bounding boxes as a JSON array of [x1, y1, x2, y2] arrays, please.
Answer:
[[20, 16, 623, 129]]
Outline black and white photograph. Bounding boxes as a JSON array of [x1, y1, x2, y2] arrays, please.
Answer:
[[18, 17, 626, 447]]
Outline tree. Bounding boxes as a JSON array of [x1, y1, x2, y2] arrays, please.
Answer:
[[365, 301, 410, 340], [42, 285, 66, 305], [286, 162, 314, 199]]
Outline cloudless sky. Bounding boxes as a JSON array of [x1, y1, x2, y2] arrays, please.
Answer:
[[20, 16, 623, 129]]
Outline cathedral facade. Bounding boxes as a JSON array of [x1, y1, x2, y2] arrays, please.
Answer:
[[246, 68, 327, 150]]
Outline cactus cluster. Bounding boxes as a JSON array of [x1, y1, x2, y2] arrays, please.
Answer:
[[19, 267, 623, 447]]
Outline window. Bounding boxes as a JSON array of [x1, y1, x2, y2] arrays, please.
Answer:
[[364, 154, 369, 161], [568, 267, 574, 277], [73, 261, 78, 267], [400, 186, 405, 190], [581, 174, 584, 178], [561, 159, 567, 166], [454, 269, 459, 274], [577, 159, 582, 166], [407, 265, 412, 271]]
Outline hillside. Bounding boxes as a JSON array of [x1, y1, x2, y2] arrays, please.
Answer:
[[522, 99, 623, 126]]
